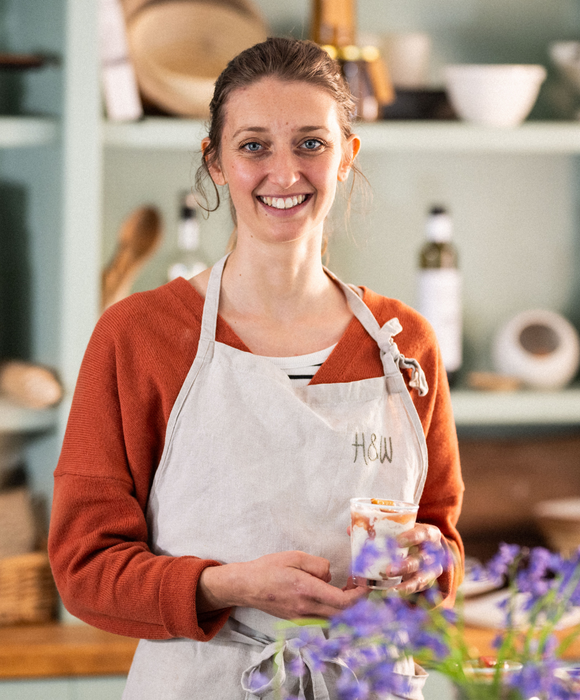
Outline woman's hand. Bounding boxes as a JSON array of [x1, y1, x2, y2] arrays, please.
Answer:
[[197, 551, 366, 620], [391, 523, 445, 595]]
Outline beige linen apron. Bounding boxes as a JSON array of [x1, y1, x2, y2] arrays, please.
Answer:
[[124, 254, 429, 700]]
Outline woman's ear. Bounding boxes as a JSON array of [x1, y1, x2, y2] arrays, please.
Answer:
[[201, 137, 227, 186], [338, 134, 361, 182]]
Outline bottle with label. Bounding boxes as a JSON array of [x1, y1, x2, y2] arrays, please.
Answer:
[[417, 205, 462, 387], [167, 192, 208, 282]]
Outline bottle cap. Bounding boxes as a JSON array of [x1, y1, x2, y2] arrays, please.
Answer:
[[426, 205, 452, 242], [178, 191, 200, 249]]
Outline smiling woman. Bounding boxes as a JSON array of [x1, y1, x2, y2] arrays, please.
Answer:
[[200, 78, 358, 268], [48, 37, 464, 700]]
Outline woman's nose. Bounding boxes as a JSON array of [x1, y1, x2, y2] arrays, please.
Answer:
[[267, 148, 301, 189]]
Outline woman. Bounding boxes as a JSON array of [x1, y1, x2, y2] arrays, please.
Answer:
[[49, 37, 464, 699]]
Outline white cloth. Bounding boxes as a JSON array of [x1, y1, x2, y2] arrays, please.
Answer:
[[256, 343, 337, 387], [123, 254, 429, 700]]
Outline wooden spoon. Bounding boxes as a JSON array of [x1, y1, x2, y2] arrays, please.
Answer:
[[101, 206, 162, 311]]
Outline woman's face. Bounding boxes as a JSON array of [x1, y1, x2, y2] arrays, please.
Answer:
[[204, 77, 359, 248]]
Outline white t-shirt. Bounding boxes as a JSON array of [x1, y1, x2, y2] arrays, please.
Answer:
[[257, 344, 337, 388]]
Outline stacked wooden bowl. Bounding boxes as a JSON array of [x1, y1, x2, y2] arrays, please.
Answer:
[[122, 0, 269, 117]]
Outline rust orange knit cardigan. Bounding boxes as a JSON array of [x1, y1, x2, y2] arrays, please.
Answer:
[[48, 277, 464, 641]]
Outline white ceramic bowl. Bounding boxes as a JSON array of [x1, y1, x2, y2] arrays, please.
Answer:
[[534, 498, 580, 555], [444, 64, 547, 127]]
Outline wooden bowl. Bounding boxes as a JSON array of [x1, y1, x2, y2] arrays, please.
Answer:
[[126, 1, 268, 117], [122, 0, 265, 23]]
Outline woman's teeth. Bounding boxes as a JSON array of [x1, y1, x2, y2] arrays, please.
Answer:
[[258, 194, 307, 209]]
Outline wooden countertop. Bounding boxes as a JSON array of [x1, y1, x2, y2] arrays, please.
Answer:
[[0, 623, 138, 679], [0, 623, 578, 680]]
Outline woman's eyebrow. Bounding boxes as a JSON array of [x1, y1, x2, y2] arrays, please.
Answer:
[[297, 126, 330, 133], [232, 126, 268, 138]]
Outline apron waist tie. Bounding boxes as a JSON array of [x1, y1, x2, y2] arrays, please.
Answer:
[[232, 619, 427, 700], [230, 619, 355, 700]]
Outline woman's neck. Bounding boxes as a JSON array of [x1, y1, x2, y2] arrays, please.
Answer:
[[221, 242, 330, 322], [189, 230, 353, 356]]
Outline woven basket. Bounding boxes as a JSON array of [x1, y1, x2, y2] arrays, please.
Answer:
[[0, 551, 58, 625], [0, 487, 37, 559]]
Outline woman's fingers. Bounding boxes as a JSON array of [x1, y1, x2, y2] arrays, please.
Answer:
[[291, 573, 366, 618], [394, 562, 443, 596], [221, 551, 366, 620], [397, 522, 442, 549], [342, 575, 358, 591], [288, 550, 332, 583], [390, 523, 445, 594]]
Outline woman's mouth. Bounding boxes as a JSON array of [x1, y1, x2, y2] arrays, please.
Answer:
[[257, 194, 310, 210]]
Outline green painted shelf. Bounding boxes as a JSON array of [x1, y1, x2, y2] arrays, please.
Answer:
[[104, 118, 580, 154], [0, 398, 57, 434], [0, 117, 58, 148], [451, 386, 580, 426]]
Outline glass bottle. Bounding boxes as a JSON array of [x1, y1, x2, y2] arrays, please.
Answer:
[[167, 192, 208, 281], [417, 205, 462, 387]]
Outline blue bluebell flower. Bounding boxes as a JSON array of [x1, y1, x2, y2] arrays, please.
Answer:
[[486, 542, 521, 580], [281, 539, 580, 700]]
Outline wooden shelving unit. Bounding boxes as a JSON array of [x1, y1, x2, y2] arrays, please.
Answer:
[[5, 0, 580, 696]]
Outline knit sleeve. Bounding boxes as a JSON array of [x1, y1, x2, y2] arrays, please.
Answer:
[[415, 346, 465, 605], [48, 287, 231, 640]]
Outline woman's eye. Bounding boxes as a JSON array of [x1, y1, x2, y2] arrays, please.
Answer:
[[302, 139, 323, 151], [242, 142, 263, 152]]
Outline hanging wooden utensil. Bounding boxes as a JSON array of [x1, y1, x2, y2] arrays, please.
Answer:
[[101, 206, 162, 311]]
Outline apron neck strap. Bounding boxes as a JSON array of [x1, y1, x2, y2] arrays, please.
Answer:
[[324, 267, 429, 397], [200, 256, 373, 345], [323, 266, 383, 341], [200, 253, 229, 342], [199, 256, 428, 396]]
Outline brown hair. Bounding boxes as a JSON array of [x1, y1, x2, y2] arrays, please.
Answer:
[[195, 36, 358, 217]]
